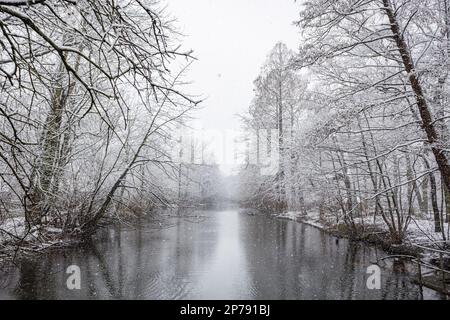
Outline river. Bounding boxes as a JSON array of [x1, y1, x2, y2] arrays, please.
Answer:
[[0, 209, 441, 299]]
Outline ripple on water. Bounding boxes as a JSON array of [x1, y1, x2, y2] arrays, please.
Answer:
[[142, 272, 192, 299]]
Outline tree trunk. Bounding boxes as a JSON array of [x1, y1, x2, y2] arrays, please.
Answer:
[[422, 156, 442, 232], [383, 0, 450, 195], [445, 184, 450, 223]]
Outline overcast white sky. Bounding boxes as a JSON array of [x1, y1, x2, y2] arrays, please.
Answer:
[[167, 0, 301, 131]]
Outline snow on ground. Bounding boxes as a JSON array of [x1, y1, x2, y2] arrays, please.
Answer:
[[407, 218, 449, 244], [0, 218, 66, 260], [0, 217, 26, 244], [0, 217, 56, 245], [275, 211, 326, 230], [275, 211, 450, 248]]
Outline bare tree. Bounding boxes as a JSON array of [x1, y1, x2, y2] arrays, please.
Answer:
[[0, 0, 199, 240]]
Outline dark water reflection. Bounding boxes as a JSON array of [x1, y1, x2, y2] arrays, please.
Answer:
[[0, 210, 439, 299]]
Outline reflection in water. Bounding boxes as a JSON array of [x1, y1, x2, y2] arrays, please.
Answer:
[[0, 210, 438, 299], [193, 211, 252, 299]]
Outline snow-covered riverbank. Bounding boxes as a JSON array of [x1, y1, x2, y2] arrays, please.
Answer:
[[274, 211, 449, 258], [0, 217, 70, 262]]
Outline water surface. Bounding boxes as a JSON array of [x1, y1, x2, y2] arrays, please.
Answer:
[[0, 209, 439, 299]]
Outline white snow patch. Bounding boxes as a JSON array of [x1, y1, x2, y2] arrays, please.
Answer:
[[275, 211, 450, 249], [275, 211, 326, 229], [0, 217, 39, 244]]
